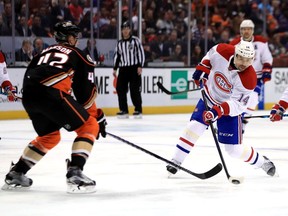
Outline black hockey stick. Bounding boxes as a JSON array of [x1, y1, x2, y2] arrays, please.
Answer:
[[107, 132, 222, 180], [201, 90, 244, 184], [157, 82, 200, 95], [244, 113, 288, 119]]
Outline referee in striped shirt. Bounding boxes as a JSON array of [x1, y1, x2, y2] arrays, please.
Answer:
[[113, 21, 145, 119]]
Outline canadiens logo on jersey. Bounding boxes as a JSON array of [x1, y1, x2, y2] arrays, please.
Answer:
[[214, 72, 233, 93]]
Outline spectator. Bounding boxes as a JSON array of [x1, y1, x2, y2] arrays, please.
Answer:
[[50, 0, 74, 27], [199, 28, 216, 54], [149, 29, 166, 60], [102, 17, 117, 39], [15, 39, 33, 62], [2, 2, 12, 30], [164, 43, 187, 65], [156, 10, 174, 35], [68, 0, 83, 25], [162, 30, 182, 61], [31, 15, 49, 37], [190, 45, 202, 67], [82, 38, 99, 62], [16, 16, 31, 37], [32, 37, 48, 57], [0, 13, 10, 35]]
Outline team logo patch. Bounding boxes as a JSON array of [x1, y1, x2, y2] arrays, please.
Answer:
[[214, 72, 232, 93], [86, 55, 94, 63]]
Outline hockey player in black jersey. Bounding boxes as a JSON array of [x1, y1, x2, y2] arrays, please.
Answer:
[[2, 21, 107, 193]]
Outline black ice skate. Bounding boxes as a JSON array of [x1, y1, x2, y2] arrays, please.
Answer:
[[66, 159, 96, 194], [133, 111, 142, 119], [2, 162, 33, 190], [261, 156, 276, 176], [116, 111, 129, 119], [166, 159, 181, 176]]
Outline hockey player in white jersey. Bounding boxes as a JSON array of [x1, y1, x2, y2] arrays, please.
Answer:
[[270, 87, 288, 121], [166, 40, 276, 178], [230, 19, 273, 133], [0, 51, 17, 101]]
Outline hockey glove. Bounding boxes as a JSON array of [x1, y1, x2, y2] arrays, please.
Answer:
[[2, 81, 17, 102], [262, 72, 271, 83], [193, 64, 210, 87], [262, 64, 272, 83], [203, 105, 223, 123], [270, 101, 287, 122], [96, 108, 107, 139]]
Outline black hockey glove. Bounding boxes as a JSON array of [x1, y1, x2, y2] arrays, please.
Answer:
[[96, 108, 107, 139]]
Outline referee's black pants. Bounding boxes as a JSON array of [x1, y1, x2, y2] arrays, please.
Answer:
[[116, 66, 142, 113]]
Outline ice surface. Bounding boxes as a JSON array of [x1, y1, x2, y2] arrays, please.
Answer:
[[0, 111, 288, 216]]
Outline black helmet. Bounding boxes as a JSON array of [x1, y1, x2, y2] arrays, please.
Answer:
[[54, 21, 81, 42], [121, 21, 130, 29]]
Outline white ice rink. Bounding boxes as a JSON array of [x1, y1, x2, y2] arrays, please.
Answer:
[[0, 111, 288, 216]]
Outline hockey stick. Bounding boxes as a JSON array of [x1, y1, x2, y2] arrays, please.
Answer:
[[0, 92, 22, 100], [157, 82, 200, 95], [244, 113, 288, 119], [107, 132, 222, 180], [201, 90, 244, 184]]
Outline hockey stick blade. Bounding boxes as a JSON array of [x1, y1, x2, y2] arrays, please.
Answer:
[[201, 90, 244, 184], [107, 132, 222, 180], [244, 113, 288, 119], [157, 82, 200, 95]]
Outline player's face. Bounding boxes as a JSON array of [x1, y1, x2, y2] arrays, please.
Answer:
[[67, 35, 78, 46], [234, 54, 253, 71], [240, 27, 253, 41]]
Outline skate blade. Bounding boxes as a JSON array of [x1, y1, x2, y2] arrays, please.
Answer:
[[1, 183, 31, 191], [272, 171, 279, 178], [117, 115, 129, 119], [67, 184, 96, 194], [133, 115, 142, 119]]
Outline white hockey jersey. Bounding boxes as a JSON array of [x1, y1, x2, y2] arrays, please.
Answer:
[[279, 87, 288, 106], [197, 43, 257, 117], [230, 35, 273, 78], [0, 51, 10, 87]]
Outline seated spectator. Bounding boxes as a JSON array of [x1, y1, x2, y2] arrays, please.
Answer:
[[149, 29, 166, 60], [102, 17, 117, 39], [32, 37, 48, 57], [0, 14, 10, 35], [50, 0, 74, 27], [190, 45, 202, 66], [68, 0, 83, 25], [31, 15, 49, 37], [15, 39, 33, 62], [82, 38, 99, 62], [163, 43, 187, 65], [16, 16, 31, 37]]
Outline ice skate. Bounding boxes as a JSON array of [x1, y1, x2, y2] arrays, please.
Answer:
[[261, 156, 277, 177], [166, 159, 181, 176], [66, 159, 96, 194], [2, 162, 33, 190], [116, 111, 129, 119], [133, 111, 142, 119]]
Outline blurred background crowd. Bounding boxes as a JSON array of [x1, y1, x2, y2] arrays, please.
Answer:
[[0, 0, 287, 67]]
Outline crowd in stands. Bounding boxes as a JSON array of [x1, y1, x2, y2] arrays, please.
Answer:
[[0, 0, 288, 66]]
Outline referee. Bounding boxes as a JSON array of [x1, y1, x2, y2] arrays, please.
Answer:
[[113, 21, 145, 119]]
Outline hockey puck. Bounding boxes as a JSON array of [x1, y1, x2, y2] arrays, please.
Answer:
[[231, 179, 240, 184]]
